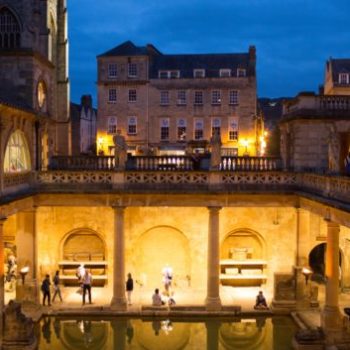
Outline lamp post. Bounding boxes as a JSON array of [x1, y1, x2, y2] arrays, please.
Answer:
[[242, 139, 249, 157], [20, 266, 29, 285], [302, 267, 312, 285]]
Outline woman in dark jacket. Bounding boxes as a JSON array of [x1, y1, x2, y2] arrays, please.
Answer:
[[126, 273, 134, 306]]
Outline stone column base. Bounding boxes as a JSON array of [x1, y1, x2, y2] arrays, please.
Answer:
[[110, 297, 127, 311], [205, 297, 222, 311], [322, 305, 343, 330]]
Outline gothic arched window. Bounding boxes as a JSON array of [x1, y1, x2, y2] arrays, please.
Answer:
[[4, 130, 31, 173], [0, 7, 21, 48]]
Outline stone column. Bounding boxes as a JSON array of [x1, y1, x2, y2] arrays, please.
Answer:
[[112, 319, 127, 350], [206, 320, 220, 350], [322, 220, 342, 330], [295, 208, 310, 300], [205, 207, 222, 311], [111, 206, 127, 311]]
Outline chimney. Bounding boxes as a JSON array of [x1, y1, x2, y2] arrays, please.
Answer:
[[249, 45, 256, 62], [81, 95, 92, 108]]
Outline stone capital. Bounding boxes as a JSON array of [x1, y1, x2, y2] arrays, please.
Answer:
[[207, 206, 222, 212]]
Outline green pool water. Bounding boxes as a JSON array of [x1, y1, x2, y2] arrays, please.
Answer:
[[37, 316, 297, 349]]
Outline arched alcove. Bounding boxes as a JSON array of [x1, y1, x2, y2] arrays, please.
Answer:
[[0, 7, 21, 48], [133, 226, 191, 289], [3, 130, 31, 173]]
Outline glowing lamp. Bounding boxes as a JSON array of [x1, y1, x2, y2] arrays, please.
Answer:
[[20, 266, 30, 285], [302, 267, 312, 285]]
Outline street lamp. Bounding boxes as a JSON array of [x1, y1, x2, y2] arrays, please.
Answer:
[[302, 267, 312, 285], [241, 139, 249, 157], [20, 266, 30, 285]]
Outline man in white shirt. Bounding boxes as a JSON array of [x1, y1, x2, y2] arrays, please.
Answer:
[[82, 269, 92, 305], [152, 288, 164, 306]]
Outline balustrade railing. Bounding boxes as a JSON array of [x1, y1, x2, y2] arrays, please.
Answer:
[[49, 156, 115, 170], [220, 156, 281, 171], [133, 156, 194, 171], [319, 95, 350, 111]]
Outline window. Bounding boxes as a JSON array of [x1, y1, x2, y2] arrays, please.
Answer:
[[194, 119, 204, 140], [128, 63, 137, 77], [159, 71, 168, 79], [4, 130, 31, 173], [177, 90, 186, 105], [108, 88, 117, 103], [237, 68, 246, 77], [107, 117, 117, 134], [339, 73, 349, 84], [228, 117, 239, 141], [158, 70, 180, 79], [0, 8, 21, 49], [128, 89, 137, 102], [229, 90, 239, 105], [177, 119, 187, 140], [211, 90, 221, 105], [108, 63, 117, 78], [194, 91, 204, 105], [194, 69, 205, 78], [160, 91, 169, 105], [220, 69, 231, 77], [170, 70, 180, 79], [211, 118, 221, 136], [128, 116, 137, 135], [160, 119, 170, 140]]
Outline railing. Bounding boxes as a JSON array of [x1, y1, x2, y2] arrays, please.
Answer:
[[49, 156, 115, 170], [319, 95, 350, 111], [3, 172, 32, 188], [220, 157, 281, 171], [132, 156, 194, 171]]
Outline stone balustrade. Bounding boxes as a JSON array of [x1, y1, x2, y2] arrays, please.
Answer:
[[319, 95, 350, 111], [220, 156, 281, 171], [132, 155, 194, 171], [49, 156, 115, 170]]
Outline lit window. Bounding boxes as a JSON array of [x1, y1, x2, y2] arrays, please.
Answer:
[[212, 118, 221, 136], [220, 69, 231, 77], [177, 90, 186, 105], [0, 8, 21, 49], [107, 117, 117, 134], [237, 68, 246, 77], [339, 73, 349, 84], [193, 69, 205, 78], [108, 89, 117, 103], [177, 119, 187, 140], [108, 63, 117, 78], [194, 91, 204, 105], [160, 119, 170, 140], [128, 116, 137, 135], [229, 90, 239, 105], [160, 91, 169, 105], [211, 90, 221, 105], [228, 117, 239, 141], [194, 119, 204, 140], [128, 89, 137, 102], [4, 130, 31, 173], [128, 63, 137, 77]]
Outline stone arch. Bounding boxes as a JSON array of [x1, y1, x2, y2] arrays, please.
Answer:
[[3, 130, 31, 173], [0, 6, 22, 48], [60, 228, 107, 261], [221, 228, 266, 260], [133, 226, 191, 289]]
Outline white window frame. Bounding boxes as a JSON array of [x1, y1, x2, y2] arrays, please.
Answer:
[[170, 70, 180, 79], [237, 68, 246, 77], [211, 118, 221, 136], [194, 119, 204, 140], [108, 63, 117, 78], [159, 71, 169, 79], [177, 118, 187, 140], [127, 116, 137, 135], [229, 90, 239, 105], [228, 117, 239, 141], [128, 89, 137, 102], [220, 69, 231, 77], [211, 90, 221, 105], [177, 90, 187, 105], [160, 90, 170, 105], [339, 73, 349, 84], [194, 91, 204, 105], [107, 116, 117, 135], [108, 88, 117, 103], [160, 118, 170, 141], [128, 63, 138, 78], [193, 69, 205, 78]]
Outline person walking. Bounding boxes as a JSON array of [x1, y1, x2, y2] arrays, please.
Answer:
[[82, 269, 92, 305], [52, 270, 63, 302], [41, 274, 51, 306], [126, 273, 134, 306]]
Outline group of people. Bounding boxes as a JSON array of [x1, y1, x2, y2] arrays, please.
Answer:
[[41, 264, 93, 306]]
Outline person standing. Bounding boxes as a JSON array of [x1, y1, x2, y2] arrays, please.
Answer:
[[82, 269, 92, 305], [41, 274, 51, 306], [126, 273, 134, 306], [52, 270, 63, 302]]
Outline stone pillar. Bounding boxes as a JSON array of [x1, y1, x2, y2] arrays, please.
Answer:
[[205, 207, 222, 311], [111, 206, 127, 311], [0, 216, 7, 348], [206, 320, 220, 350], [295, 208, 310, 300], [322, 221, 342, 330], [112, 319, 126, 350]]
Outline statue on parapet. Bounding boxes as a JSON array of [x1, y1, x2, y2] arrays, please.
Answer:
[[328, 125, 340, 174], [113, 130, 127, 171], [210, 130, 222, 170]]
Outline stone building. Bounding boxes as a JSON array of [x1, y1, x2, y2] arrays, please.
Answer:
[[70, 95, 97, 155], [324, 58, 350, 95], [96, 41, 260, 157]]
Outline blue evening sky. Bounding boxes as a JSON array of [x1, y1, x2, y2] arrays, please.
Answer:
[[68, 0, 350, 105]]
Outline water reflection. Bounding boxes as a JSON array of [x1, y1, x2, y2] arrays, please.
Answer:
[[38, 317, 296, 349]]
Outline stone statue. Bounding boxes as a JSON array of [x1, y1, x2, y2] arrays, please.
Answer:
[[328, 126, 340, 173], [113, 130, 127, 170], [210, 131, 222, 170]]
